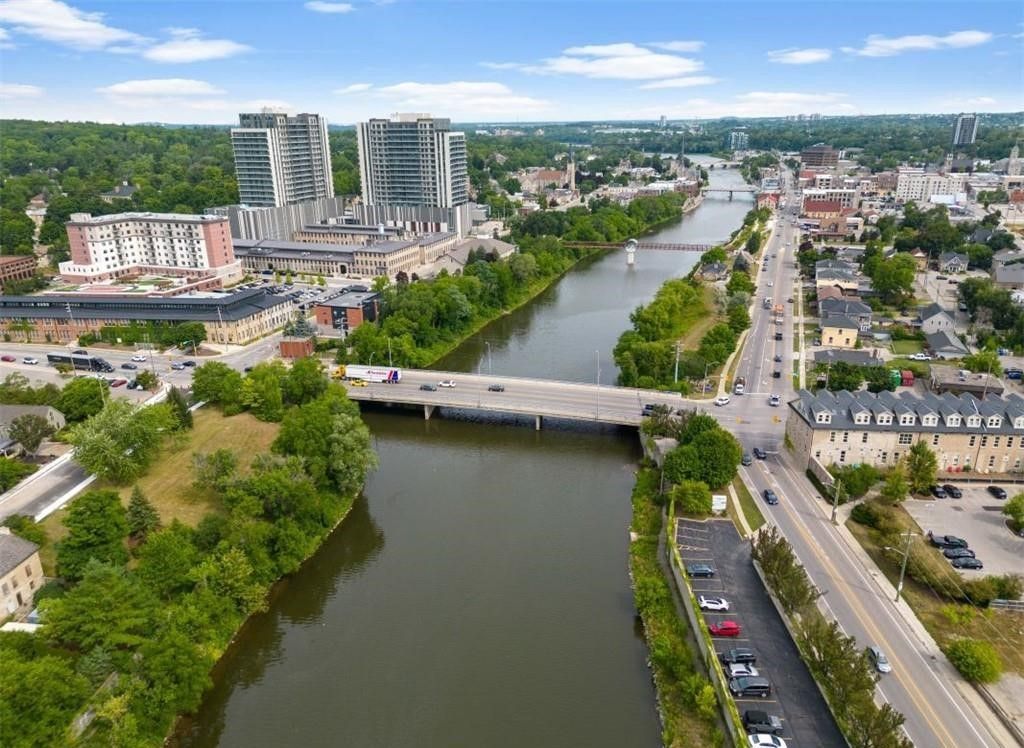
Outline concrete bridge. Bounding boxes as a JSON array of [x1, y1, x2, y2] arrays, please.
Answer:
[[702, 186, 758, 200]]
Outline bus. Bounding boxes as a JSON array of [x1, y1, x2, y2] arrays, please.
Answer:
[[46, 352, 114, 372]]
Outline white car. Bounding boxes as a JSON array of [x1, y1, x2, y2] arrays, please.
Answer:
[[768, 394, 781, 407], [22, 356, 38, 365], [748, 736, 787, 748], [714, 395, 731, 406], [698, 595, 730, 612], [131, 354, 148, 362], [727, 662, 760, 678], [766, 281, 773, 287], [438, 380, 456, 388], [909, 353, 932, 361]]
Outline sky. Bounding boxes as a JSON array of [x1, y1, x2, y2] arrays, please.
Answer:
[[0, 0, 1022, 125]]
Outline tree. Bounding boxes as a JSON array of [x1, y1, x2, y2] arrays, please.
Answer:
[[7, 413, 55, 457], [68, 400, 176, 484], [282, 356, 326, 406], [0, 456, 36, 491], [56, 376, 106, 422], [240, 362, 285, 422], [166, 386, 192, 429], [869, 254, 916, 303], [663, 444, 701, 484], [820, 361, 864, 392], [961, 349, 1002, 377], [671, 480, 712, 515], [135, 369, 159, 390], [0, 653, 91, 748], [136, 522, 199, 599], [56, 489, 128, 581], [945, 639, 1002, 683], [845, 700, 912, 748], [690, 428, 743, 488], [905, 441, 938, 495], [136, 625, 213, 719], [192, 448, 238, 492], [879, 463, 909, 504], [1, 514, 46, 546], [1003, 493, 1024, 531], [828, 464, 879, 499], [126, 485, 160, 541], [191, 546, 266, 615], [191, 361, 243, 414]]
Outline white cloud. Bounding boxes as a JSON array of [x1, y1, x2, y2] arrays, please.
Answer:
[[357, 80, 550, 117], [842, 29, 992, 57], [483, 41, 704, 80], [562, 42, 651, 57], [639, 76, 719, 90], [336, 82, 373, 94], [0, 26, 12, 48], [97, 78, 225, 97], [143, 28, 250, 63], [0, 0, 147, 50], [304, 1, 355, 13], [0, 82, 44, 98], [767, 47, 831, 64], [649, 40, 704, 52]]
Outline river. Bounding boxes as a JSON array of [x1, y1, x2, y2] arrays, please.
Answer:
[[174, 158, 754, 748]]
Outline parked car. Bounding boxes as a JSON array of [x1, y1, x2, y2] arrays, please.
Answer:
[[987, 485, 1008, 500], [743, 710, 784, 736], [110, 379, 127, 387], [170, 362, 185, 371], [698, 595, 730, 612], [714, 395, 731, 406], [747, 735, 787, 748], [753, 447, 767, 460], [867, 646, 892, 674], [928, 533, 968, 549], [772, 370, 781, 378], [768, 394, 781, 407], [728, 674, 770, 697], [929, 485, 948, 499], [419, 384, 438, 392], [22, 356, 38, 365], [941, 484, 962, 498], [909, 353, 932, 361], [1006, 368, 1024, 380], [182, 360, 197, 367], [774, 332, 783, 341], [709, 620, 742, 637], [0, 355, 15, 362], [719, 648, 756, 665], [131, 354, 148, 362], [686, 563, 715, 578], [488, 384, 505, 392], [763, 489, 779, 505], [438, 380, 456, 388], [121, 363, 138, 370], [943, 548, 976, 559], [951, 557, 984, 570], [728, 662, 760, 678], [773, 354, 782, 362]]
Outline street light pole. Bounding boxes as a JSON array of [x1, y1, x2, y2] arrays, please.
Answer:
[[485, 341, 492, 375], [674, 342, 681, 383], [595, 349, 601, 418], [830, 479, 843, 525], [387, 337, 392, 367], [368, 352, 374, 367]]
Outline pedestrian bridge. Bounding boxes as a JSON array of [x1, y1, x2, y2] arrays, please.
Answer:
[[563, 240, 712, 252]]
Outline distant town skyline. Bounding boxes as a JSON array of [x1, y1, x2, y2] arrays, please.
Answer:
[[0, 0, 1022, 124]]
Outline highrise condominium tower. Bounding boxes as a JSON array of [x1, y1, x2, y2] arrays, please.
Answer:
[[952, 113, 978, 147], [356, 114, 468, 208], [231, 111, 334, 207]]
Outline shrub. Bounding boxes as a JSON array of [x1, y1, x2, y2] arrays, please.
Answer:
[[945, 639, 1002, 683], [850, 502, 882, 528]]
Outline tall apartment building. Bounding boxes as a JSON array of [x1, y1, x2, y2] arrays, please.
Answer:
[[60, 212, 241, 284], [357, 114, 469, 209], [231, 111, 334, 208], [894, 168, 967, 204], [800, 143, 839, 168], [952, 113, 979, 147], [728, 131, 749, 151]]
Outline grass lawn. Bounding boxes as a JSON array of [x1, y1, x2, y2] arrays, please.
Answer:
[[891, 339, 924, 355], [847, 504, 1024, 676], [37, 410, 280, 574], [677, 285, 720, 351], [733, 476, 765, 531]]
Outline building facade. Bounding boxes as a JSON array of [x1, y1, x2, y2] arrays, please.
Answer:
[[231, 111, 334, 208], [895, 169, 968, 203], [357, 114, 469, 209], [60, 212, 242, 285], [952, 114, 979, 147], [0, 529, 43, 616], [728, 131, 749, 150], [787, 389, 1024, 475], [0, 289, 290, 345], [0, 255, 37, 289], [800, 144, 839, 168], [313, 290, 380, 333]]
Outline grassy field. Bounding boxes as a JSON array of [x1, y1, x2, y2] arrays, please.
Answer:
[[678, 285, 720, 351], [38, 410, 280, 574], [732, 476, 765, 531], [847, 504, 1024, 676], [890, 339, 925, 355]]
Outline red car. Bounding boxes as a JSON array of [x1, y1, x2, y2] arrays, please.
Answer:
[[0, 355, 15, 362], [708, 620, 742, 637], [110, 379, 127, 387]]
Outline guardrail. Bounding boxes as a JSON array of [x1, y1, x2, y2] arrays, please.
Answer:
[[990, 598, 1024, 613]]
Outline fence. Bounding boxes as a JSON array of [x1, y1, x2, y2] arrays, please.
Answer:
[[990, 598, 1024, 613]]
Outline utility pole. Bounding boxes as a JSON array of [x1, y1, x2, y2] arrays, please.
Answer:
[[830, 479, 842, 525], [674, 342, 681, 383], [888, 529, 917, 603], [65, 302, 79, 378]]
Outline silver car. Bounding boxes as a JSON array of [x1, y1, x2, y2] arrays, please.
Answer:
[[868, 646, 891, 674]]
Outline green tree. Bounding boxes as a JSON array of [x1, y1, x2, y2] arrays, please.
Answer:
[[126, 485, 160, 541], [68, 400, 176, 484], [135, 369, 159, 390], [7, 413, 55, 457], [869, 254, 916, 303], [0, 653, 91, 748], [0, 457, 36, 491], [241, 362, 285, 421], [136, 522, 199, 599], [56, 376, 106, 421], [166, 385, 193, 429], [192, 448, 238, 492], [282, 356, 326, 406], [56, 489, 128, 581], [690, 428, 743, 488], [191, 546, 266, 615], [191, 361, 244, 414], [820, 361, 864, 392], [879, 463, 909, 504], [0, 208, 36, 253], [135, 625, 213, 720], [945, 639, 1002, 683], [662, 444, 701, 485], [845, 700, 912, 748], [671, 480, 712, 515], [828, 464, 880, 499], [1003, 493, 1024, 531], [905, 441, 938, 495], [1, 513, 47, 546], [961, 349, 1002, 377]]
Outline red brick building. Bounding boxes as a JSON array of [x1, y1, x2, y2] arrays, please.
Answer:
[[0, 255, 37, 289]]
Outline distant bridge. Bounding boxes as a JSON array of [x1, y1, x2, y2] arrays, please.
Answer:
[[702, 187, 758, 200], [563, 240, 712, 252]]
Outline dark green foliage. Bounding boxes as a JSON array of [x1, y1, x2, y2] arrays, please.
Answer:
[[56, 490, 128, 581], [945, 639, 1002, 683], [136, 523, 199, 600], [191, 361, 244, 414], [670, 480, 712, 515], [192, 448, 238, 492], [240, 362, 286, 422], [905, 441, 938, 495], [0, 645, 91, 748], [126, 485, 160, 541], [7, 413, 55, 456], [751, 525, 821, 615], [0, 457, 37, 491], [56, 376, 106, 421], [828, 463, 880, 499], [167, 386, 193, 429], [0, 373, 61, 406], [2, 513, 46, 545], [91, 320, 207, 349], [282, 356, 326, 405]]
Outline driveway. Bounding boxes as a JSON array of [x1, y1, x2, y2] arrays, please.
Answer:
[[676, 518, 845, 748], [903, 486, 1024, 581]]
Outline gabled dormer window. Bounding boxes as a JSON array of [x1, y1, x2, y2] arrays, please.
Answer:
[[815, 412, 832, 424], [987, 415, 1003, 428], [967, 415, 982, 427], [1014, 417, 1024, 430], [854, 413, 869, 424], [876, 413, 892, 425], [946, 415, 962, 427], [922, 415, 938, 426], [899, 414, 915, 426]]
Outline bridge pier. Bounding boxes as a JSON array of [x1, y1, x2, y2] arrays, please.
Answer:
[[424, 404, 435, 421], [535, 415, 542, 431]]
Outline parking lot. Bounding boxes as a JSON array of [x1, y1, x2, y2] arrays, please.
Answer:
[[903, 484, 1024, 578], [676, 518, 845, 748]]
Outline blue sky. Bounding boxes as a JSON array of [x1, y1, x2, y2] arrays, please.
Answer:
[[1, 0, 1022, 124]]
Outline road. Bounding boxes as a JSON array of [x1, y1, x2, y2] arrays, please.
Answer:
[[731, 170, 1008, 747]]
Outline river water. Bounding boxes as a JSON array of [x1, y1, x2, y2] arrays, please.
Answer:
[[175, 158, 754, 748]]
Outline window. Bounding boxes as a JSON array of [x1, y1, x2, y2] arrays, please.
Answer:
[[839, 451, 847, 463], [24, 564, 31, 577], [1009, 437, 1015, 448], [1, 582, 7, 595], [988, 455, 996, 469], [994, 437, 1001, 448], [842, 431, 849, 443], [932, 434, 940, 446], [981, 436, 988, 447], [862, 432, 869, 443], [814, 451, 821, 460], [969, 435, 977, 447], [898, 433, 913, 445], [829, 431, 836, 442], [880, 451, 888, 463]]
